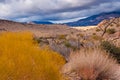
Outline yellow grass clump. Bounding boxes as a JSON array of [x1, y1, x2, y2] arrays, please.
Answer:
[[0, 32, 65, 80]]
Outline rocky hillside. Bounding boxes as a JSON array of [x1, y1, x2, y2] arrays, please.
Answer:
[[62, 18, 120, 80], [77, 17, 120, 47], [97, 17, 120, 41], [0, 19, 79, 37], [66, 11, 120, 26], [35, 17, 120, 60]]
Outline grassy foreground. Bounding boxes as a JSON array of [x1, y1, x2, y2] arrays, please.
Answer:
[[62, 48, 120, 80], [0, 32, 65, 80]]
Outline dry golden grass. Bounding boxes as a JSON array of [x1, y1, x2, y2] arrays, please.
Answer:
[[62, 48, 120, 80], [0, 32, 65, 80]]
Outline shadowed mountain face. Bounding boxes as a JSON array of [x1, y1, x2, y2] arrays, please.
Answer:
[[26, 21, 53, 24], [66, 12, 120, 26]]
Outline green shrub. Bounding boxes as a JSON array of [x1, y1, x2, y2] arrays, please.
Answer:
[[96, 28, 101, 32], [92, 33, 96, 35], [92, 35, 103, 41], [35, 38, 42, 43], [58, 34, 67, 40], [71, 31, 74, 34], [64, 41, 78, 51], [106, 28, 116, 34], [76, 33, 84, 38], [101, 41, 120, 63], [64, 41, 71, 48]]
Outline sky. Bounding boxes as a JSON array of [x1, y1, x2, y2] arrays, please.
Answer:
[[0, 0, 120, 23]]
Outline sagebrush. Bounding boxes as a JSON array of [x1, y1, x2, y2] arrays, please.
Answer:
[[62, 48, 120, 80]]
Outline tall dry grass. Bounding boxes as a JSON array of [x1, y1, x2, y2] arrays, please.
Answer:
[[0, 32, 65, 80], [62, 48, 120, 80]]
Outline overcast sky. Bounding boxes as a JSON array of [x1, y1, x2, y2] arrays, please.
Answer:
[[0, 0, 120, 23]]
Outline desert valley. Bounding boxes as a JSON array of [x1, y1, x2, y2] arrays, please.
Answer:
[[0, 17, 120, 80], [0, 0, 120, 80]]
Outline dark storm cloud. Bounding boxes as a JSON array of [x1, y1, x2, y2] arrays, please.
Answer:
[[0, 0, 120, 23], [0, 0, 5, 2]]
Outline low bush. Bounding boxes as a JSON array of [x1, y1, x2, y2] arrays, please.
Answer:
[[106, 28, 116, 34], [101, 41, 120, 63], [96, 28, 101, 32], [0, 32, 65, 80], [64, 41, 71, 48], [91, 35, 103, 41], [92, 33, 96, 35], [64, 41, 78, 51], [76, 33, 84, 38], [58, 34, 67, 40], [62, 48, 120, 80]]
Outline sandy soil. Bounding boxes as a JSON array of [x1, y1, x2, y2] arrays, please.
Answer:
[[72, 26, 97, 30]]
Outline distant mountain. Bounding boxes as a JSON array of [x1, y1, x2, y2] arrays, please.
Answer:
[[66, 11, 120, 26], [26, 21, 53, 24]]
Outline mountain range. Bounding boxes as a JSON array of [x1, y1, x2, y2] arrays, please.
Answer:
[[26, 21, 53, 24], [1, 11, 120, 27], [26, 11, 120, 26], [66, 11, 120, 26]]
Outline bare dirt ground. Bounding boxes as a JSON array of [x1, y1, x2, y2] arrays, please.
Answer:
[[72, 26, 97, 30]]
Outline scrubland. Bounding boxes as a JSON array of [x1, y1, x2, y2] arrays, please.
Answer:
[[0, 32, 119, 80], [0, 17, 120, 80]]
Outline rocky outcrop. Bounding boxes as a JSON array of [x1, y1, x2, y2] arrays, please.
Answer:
[[97, 17, 120, 43]]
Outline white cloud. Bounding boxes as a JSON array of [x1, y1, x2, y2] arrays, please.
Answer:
[[0, 0, 94, 17], [51, 17, 87, 24], [0, 3, 11, 17], [0, 0, 120, 22]]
